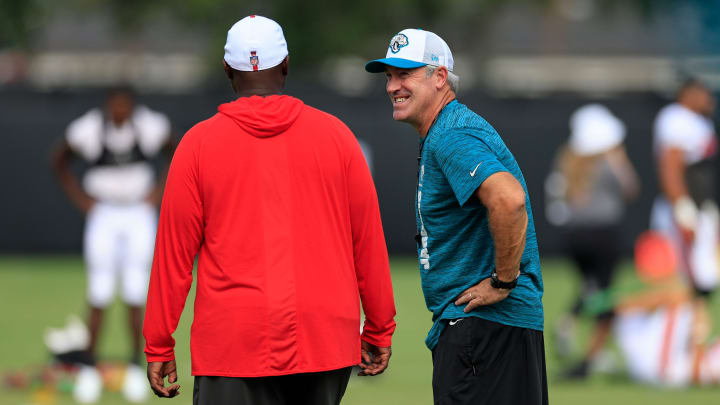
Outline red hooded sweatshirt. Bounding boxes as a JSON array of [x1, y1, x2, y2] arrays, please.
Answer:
[[143, 95, 396, 377]]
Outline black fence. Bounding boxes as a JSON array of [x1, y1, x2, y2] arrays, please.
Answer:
[[0, 80, 675, 256]]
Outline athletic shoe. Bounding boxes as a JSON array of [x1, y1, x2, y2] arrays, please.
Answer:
[[558, 360, 589, 380], [73, 365, 102, 403], [45, 315, 89, 355], [122, 364, 149, 403]]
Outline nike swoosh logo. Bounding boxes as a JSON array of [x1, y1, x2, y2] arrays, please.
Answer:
[[469, 162, 483, 177], [449, 319, 463, 326]]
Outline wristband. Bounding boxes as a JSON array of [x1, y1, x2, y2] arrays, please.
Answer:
[[490, 271, 519, 290], [674, 196, 698, 230]]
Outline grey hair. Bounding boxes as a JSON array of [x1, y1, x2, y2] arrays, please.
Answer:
[[426, 65, 459, 94]]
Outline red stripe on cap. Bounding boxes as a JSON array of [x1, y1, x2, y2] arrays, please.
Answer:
[[250, 15, 255, 18]]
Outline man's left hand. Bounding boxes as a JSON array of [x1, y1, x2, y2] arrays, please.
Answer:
[[358, 340, 391, 376], [147, 360, 180, 398], [454, 278, 510, 313]]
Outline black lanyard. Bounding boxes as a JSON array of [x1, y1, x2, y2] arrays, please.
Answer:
[[415, 139, 426, 245]]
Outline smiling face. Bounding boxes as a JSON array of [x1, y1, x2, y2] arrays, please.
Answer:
[[385, 65, 439, 126]]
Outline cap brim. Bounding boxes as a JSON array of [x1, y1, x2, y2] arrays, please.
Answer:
[[364, 58, 427, 73]]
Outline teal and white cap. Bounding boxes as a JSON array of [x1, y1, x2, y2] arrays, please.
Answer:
[[365, 28, 454, 73]]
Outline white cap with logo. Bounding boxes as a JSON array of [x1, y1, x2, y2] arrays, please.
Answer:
[[224, 15, 288, 72], [365, 28, 454, 73]]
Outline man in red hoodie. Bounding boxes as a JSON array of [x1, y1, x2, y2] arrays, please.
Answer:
[[143, 15, 396, 405]]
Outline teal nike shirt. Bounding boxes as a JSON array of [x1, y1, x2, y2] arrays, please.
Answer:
[[416, 100, 544, 350]]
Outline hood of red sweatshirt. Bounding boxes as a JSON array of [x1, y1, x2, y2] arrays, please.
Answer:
[[218, 95, 304, 138]]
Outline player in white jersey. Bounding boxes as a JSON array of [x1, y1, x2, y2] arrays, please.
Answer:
[[650, 79, 719, 297], [52, 87, 173, 403]]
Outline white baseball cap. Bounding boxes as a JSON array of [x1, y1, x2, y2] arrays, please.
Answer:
[[224, 15, 288, 72], [365, 28, 454, 73], [568, 104, 626, 156]]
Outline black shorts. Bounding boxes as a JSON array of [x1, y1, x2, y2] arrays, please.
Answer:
[[566, 226, 621, 319], [566, 226, 620, 292], [432, 317, 548, 405], [192, 367, 352, 405]]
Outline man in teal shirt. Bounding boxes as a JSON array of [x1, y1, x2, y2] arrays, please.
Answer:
[[366, 28, 547, 404]]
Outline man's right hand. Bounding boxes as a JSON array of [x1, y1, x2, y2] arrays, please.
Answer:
[[673, 196, 697, 244], [147, 360, 180, 398], [358, 340, 391, 376]]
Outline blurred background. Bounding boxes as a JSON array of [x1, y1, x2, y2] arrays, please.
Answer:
[[2, 0, 720, 404], [4, 0, 720, 254]]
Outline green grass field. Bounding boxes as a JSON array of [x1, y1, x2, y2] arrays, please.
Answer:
[[2, 255, 720, 404]]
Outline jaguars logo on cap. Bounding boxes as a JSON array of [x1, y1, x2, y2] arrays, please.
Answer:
[[389, 33, 409, 54]]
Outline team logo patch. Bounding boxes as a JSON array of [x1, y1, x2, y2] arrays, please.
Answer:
[[250, 51, 259, 70], [389, 33, 409, 54]]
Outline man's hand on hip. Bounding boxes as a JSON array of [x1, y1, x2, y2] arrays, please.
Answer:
[[358, 340, 391, 376], [147, 360, 180, 398], [454, 278, 510, 312]]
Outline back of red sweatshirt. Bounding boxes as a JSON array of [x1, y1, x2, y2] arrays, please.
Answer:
[[143, 95, 396, 377]]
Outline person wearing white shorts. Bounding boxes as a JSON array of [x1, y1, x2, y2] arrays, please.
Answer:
[[84, 202, 157, 308], [650, 79, 720, 296], [614, 285, 720, 387], [616, 300, 695, 386], [52, 87, 173, 403]]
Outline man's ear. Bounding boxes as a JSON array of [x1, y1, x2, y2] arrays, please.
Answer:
[[281, 56, 289, 77], [435, 66, 448, 90], [223, 60, 233, 80]]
